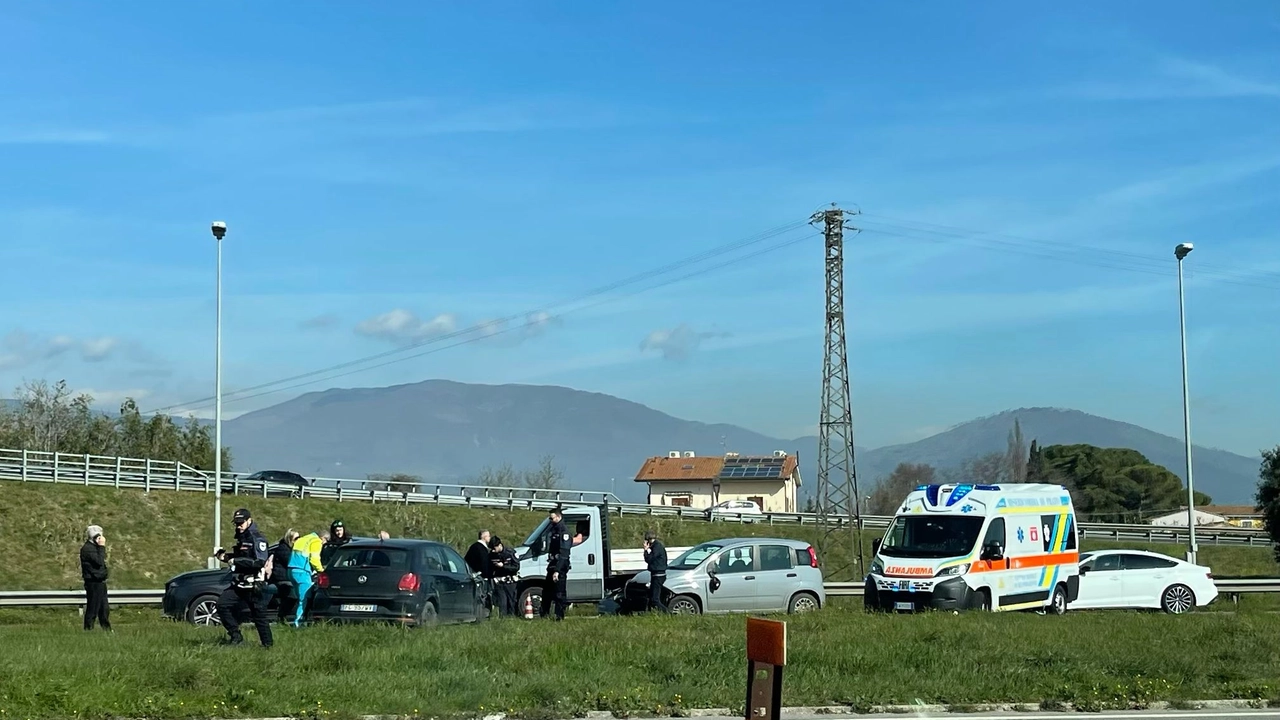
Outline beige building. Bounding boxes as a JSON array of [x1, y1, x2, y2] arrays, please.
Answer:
[[634, 451, 802, 513], [1149, 505, 1263, 529]]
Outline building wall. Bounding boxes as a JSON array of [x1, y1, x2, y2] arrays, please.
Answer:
[[646, 477, 799, 513], [1150, 510, 1229, 527]]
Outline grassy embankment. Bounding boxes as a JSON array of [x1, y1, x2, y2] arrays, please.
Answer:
[[6, 481, 1279, 590], [2, 606, 1280, 718]]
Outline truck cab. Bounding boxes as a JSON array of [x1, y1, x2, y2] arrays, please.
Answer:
[[514, 505, 614, 613]]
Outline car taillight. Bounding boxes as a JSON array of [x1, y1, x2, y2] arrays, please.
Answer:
[[807, 546, 819, 568], [317, 573, 329, 589], [398, 572, 420, 592]]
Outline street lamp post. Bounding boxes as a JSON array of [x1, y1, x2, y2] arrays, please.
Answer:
[[210, 221, 227, 568], [1175, 242, 1196, 564]]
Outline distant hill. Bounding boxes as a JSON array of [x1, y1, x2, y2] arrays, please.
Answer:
[[218, 380, 1263, 504]]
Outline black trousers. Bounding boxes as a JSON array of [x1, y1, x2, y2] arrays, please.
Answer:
[[273, 581, 296, 623], [649, 574, 668, 612], [540, 569, 569, 620], [84, 581, 111, 630], [217, 585, 273, 646], [492, 580, 518, 616]]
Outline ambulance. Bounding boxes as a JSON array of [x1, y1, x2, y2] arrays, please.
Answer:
[[863, 483, 1080, 614]]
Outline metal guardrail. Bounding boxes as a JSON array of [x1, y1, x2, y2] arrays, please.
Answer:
[[1, 447, 1271, 547], [6, 578, 1280, 607]]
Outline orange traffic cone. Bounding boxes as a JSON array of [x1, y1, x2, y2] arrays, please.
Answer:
[[523, 594, 534, 619]]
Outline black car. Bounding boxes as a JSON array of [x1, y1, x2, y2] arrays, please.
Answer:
[[310, 539, 486, 627], [162, 544, 289, 625], [220, 470, 311, 498]]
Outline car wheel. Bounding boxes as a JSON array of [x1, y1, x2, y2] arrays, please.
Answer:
[[1048, 584, 1068, 615], [788, 591, 820, 614], [186, 594, 222, 626], [418, 601, 439, 627], [519, 586, 543, 619], [668, 594, 701, 615], [1161, 584, 1196, 614]]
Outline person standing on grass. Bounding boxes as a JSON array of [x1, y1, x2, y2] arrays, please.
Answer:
[[465, 529, 492, 612], [288, 529, 328, 627], [80, 525, 111, 631], [541, 507, 572, 621], [271, 529, 300, 623], [487, 536, 520, 617], [643, 530, 669, 613], [215, 507, 273, 648]]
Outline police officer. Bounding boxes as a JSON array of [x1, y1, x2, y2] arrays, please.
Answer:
[[540, 507, 572, 621], [215, 508, 273, 647]]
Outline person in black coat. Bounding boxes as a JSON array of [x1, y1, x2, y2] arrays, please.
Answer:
[[465, 530, 492, 611], [487, 536, 521, 617], [643, 530, 669, 613], [80, 525, 111, 631], [319, 519, 352, 568]]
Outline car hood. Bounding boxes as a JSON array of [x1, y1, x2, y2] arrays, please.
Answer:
[[167, 568, 229, 584]]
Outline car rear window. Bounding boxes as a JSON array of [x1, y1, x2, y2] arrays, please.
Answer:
[[328, 547, 411, 571]]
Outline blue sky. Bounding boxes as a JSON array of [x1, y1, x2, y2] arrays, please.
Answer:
[[1, 1, 1278, 458]]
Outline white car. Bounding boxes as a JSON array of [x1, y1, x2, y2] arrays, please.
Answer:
[[703, 500, 764, 522], [1074, 549, 1217, 614]]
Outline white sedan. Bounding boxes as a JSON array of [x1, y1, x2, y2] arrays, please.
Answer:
[[703, 500, 764, 522], [1074, 549, 1217, 614]]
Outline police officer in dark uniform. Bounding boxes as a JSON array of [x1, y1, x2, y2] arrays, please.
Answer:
[[540, 507, 572, 621], [215, 508, 273, 647]]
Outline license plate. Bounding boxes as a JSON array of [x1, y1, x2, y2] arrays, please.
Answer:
[[340, 604, 378, 613], [894, 601, 914, 611]]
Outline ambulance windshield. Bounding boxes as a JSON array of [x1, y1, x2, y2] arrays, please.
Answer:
[[879, 515, 984, 558]]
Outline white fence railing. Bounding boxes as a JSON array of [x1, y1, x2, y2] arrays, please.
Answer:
[[1, 447, 1271, 548]]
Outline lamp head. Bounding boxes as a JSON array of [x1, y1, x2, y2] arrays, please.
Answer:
[[211, 221, 227, 240], [1175, 242, 1193, 260]]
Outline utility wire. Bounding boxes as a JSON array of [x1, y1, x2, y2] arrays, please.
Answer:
[[859, 214, 1280, 291], [148, 221, 816, 415]]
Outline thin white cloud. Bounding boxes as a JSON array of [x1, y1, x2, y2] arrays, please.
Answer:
[[1057, 56, 1280, 102], [355, 309, 457, 345], [473, 311, 562, 346], [0, 330, 122, 370], [0, 129, 114, 145], [640, 324, 730, 361], [74, 387, 151, 407]]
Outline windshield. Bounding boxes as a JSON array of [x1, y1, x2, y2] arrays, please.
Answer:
[[879, 516, 984, 559], [522, 519, 550, 548], [670, 542, 724, 571], [327, 547, 410, 571]]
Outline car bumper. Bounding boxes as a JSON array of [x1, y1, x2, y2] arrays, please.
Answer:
[[309, 596, 428, 625], [864, 576, 980, 612], [161, 587, 186, 620]]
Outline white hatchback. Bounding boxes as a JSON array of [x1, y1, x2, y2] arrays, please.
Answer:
[[1074, 549, 1217, 614]]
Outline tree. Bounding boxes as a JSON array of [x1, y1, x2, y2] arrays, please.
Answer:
[[367, 473, 422, 494], [1256, 446, 1280, 561], [474, 462, 519, 488], [866, 463, 936, 515], [1026, 439, 1047, 482], [522, 455, 564, 490], [945, 452, 1008, 485], [1006, 419, 1028, 483], [0, 379, 231, 471], [1040, 443, 1210, 523]]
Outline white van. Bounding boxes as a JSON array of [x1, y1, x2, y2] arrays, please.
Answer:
[[864, 482, 1080, 614]]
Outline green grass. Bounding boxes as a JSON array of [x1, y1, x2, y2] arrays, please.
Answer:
[[4, 481, 1278, 590], [3, 605, 1280, 718]]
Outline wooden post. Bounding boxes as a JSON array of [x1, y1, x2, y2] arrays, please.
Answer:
[[745, 617, 786, 720]]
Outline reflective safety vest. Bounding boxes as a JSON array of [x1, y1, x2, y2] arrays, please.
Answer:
[[289, 532, 324, 573]]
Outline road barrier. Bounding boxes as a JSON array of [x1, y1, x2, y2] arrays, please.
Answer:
[[5, 578, 1280, 608], [2, 447, 1271, 548]]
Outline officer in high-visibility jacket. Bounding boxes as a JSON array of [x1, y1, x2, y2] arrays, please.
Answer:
[[287, 529, 329, 627]]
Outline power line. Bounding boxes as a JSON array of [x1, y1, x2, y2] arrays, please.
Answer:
[[148, 221, 817, 415], [857, 214, 1280, 292]]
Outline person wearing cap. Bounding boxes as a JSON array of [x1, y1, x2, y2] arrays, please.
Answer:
[[214, 507, 273, 647], [540, 507, 572, 621], [319, 519, 351, 568], [79, 525, 111, 631]]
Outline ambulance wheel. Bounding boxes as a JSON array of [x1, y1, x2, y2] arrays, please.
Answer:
[[977, 589, 992, 612], [1048, 584, 1068, 615]]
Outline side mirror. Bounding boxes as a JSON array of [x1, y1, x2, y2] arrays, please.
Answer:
[[531, 537, 546, 556], [1078, 565, 1090, 575], [709, 576, 721, 593], [980, 543, 1004, 561], [871, 538, 882, 555]]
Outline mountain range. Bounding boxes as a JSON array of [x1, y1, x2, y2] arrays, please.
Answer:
[[219, 379, 1264, 504]]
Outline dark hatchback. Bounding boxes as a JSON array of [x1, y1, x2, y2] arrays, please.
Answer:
[[310, 539, 486, 627], [162, 547, 285, 625]]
